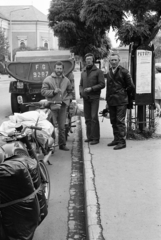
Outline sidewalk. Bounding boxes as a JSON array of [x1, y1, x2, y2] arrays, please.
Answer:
[[82, 100, 161, 240]]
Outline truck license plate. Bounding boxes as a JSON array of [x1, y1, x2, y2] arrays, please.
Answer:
[[29, 89, 41, 94]]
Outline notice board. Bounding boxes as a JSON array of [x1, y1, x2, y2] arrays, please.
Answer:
[[135, 47, 155, 105]]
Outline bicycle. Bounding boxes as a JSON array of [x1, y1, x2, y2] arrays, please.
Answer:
[[0, 124, 51, 204]]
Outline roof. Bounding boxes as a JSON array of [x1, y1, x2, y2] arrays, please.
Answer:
[[0, 5, 48, 22], [0, 12, 8, 21]]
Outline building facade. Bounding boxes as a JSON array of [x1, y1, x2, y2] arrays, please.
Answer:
[[0, 5, 58, 60]]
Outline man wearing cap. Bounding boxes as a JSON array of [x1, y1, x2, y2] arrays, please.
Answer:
[[79, 53, 105, 145]]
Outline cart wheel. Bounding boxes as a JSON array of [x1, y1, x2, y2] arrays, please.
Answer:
[[11, 93, 20, 113], [39, 160, 50, 205]]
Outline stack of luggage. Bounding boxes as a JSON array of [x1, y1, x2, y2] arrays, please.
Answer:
[[0, 155, 48, 240]]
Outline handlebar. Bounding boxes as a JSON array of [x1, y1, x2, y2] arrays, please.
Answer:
[[7, 125, 42, 138], [16, 125, 42, 134], [22, 100, 62, 109], [30, 126, 42, 130]]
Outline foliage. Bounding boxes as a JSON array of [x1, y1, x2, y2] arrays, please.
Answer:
[[80, 0, 125, 30], [0, 29, 9, 58], [153, 33, 161, 58], [48, 0, 161, 55], [154, 45, 161, 59], [127, 126, 156, 140], [116, 13, 160, 46], [48, 0, 112, 58], [80, 0, 161, 47]]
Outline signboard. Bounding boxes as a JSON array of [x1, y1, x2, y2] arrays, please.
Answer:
[[134, 48, 154, 105], [136, 50, 152, 94]]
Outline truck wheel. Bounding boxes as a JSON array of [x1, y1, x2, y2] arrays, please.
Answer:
[[11, 93, 20, 113], [20, 95, 29, 113]]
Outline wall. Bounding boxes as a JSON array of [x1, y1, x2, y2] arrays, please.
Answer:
[[9, 21, 57, 51]]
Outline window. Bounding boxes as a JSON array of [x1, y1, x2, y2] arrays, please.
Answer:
[[20, 41, 26, 48], [44, 41, 48, 49], [17, 36, 27, 48]]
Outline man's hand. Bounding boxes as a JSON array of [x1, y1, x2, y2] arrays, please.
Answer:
[[84, 87, 92, 93], [54, 88, 61, 94], [106, 103, 109, 110]]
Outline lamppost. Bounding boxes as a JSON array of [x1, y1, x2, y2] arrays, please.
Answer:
[[9, 7, 29, 61]]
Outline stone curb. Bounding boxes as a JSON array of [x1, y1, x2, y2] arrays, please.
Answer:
[[81, 117, 104, 240]]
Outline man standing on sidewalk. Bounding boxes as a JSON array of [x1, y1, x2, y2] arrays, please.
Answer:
[[106, 53, 135, 150], [79, 53, 105, 145], [41, 61, 73, 151]]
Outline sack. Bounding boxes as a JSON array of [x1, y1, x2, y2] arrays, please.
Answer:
[[0, 213, 6, 240], [68, 101, 84, 117], [0, 155, 48, 240], [0, 156, 40, 240]]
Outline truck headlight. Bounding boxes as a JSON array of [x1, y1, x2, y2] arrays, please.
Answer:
[[17, 82, 24, 89]]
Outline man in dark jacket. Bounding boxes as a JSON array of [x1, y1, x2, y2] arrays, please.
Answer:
[[106, 53, 135, 150], [79, 53, 105, 145]]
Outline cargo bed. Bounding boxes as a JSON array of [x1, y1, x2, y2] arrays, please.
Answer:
[[6, 59, 74, 83]]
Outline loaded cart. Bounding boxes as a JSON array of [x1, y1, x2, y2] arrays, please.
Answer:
[[5, 50, 75, 114]]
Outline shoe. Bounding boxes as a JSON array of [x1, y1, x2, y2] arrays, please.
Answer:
[[84, 139, 92, 142], [90, 140, 99, 145], [59, 145, 69, 151], [113, 143, 126, 150], [107, 141, 118, 146]]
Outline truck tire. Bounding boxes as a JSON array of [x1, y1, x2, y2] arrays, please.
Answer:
[[20, 95, 29, 113], [11, 93, 20, 113]]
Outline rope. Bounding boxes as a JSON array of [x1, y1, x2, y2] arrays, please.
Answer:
[[0, 185, 41, 209]]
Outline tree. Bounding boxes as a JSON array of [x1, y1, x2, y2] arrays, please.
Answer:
[[80, 0, 161, 47], [152, 32, 161, 58], [48, 0, 112, 59], [0, 29, 9, 58]]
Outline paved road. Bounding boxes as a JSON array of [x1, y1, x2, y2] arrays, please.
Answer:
[[0, 79, 74, 240]]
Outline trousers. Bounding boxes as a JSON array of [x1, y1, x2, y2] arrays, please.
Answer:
[[109, 105, 127, 144], [49, 102, 67, 146], [83, 98, 100, 140]]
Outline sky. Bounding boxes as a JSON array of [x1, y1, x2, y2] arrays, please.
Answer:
[[0, 0, 119, 47]]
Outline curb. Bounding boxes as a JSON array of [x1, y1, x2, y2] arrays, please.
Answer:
[[81, 117, 104, 240]]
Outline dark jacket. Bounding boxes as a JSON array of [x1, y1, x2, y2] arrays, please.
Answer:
[[79, 65, 105, 99], [106, 66, 135, 106]]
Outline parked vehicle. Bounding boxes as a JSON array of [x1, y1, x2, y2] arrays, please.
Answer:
[[5, 50, 75, 114], [0, 123, 52, 202], [0, 121, 54, 239]]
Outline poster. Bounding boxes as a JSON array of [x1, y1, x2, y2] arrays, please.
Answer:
[[136, 50, 152, 94]]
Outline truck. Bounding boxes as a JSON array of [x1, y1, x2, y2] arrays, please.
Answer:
[[5, 50, 75, 113]]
